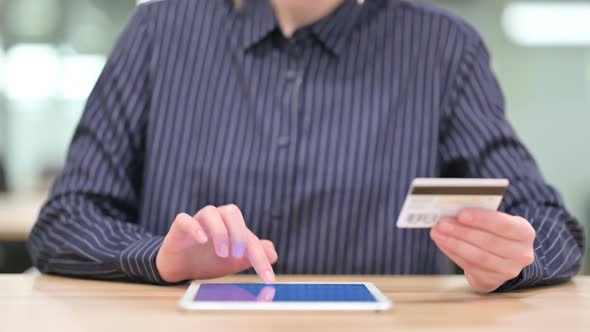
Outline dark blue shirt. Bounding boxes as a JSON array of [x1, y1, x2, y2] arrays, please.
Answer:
[[28, 0, 585, 290]]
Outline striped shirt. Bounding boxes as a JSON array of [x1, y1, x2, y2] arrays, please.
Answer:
[[27, 0, 585, 290]]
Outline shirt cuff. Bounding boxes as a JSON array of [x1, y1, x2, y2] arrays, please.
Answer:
[[495, 251, 572, 292], [495, 257, 543, 292], [117, 236, 166, 284]]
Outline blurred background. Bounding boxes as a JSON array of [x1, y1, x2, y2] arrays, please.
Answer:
[[0, 0, 588, 274]]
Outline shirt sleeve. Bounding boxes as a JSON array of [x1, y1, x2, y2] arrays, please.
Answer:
[[438, 32, 585, 291], [27, 4, 166, 284]]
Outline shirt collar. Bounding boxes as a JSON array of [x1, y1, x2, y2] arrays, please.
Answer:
[[235, 0, 380, 56], [310, 0, 367, 56], [235, 0, 279, 52]]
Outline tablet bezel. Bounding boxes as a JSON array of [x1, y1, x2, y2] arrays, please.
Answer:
[[178, 281, 393, 311]]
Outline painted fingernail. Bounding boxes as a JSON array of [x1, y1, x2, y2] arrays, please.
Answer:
[[216, 241, 229, 258], [196, 229, 208, 243], [232, 242, 246, 259], [264, 270, 275, 284]]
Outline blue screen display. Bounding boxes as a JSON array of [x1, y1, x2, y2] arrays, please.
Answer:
[[194, 283, 377, 302]]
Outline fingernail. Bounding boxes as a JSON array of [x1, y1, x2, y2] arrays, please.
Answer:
[[264, 270, 275, 284], [431, 229, 448, 242], [437, 221, 454, 234], [216, 241, 229, 258], [232, 242, 246, 259], [460, 212, 472, 223], [196, 229, 208, 243]]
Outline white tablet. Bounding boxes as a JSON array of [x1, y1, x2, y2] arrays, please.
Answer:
[[179, 282, 392, 311]]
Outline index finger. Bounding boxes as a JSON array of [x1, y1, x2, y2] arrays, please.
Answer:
[[456, 209, 533, 241], [246, 231, 275, 284]]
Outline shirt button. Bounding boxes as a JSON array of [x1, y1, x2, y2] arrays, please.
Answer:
[[277, 136, 290, 148], [271, 208, 282, 218], [285, 69, 298, 81], [288, 45, 302, 58]]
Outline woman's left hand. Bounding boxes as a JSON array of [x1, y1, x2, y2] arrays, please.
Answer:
[[430, 209, 536, 293]]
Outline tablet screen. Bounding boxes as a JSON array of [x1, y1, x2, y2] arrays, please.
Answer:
[[194, 283, 378, 302]]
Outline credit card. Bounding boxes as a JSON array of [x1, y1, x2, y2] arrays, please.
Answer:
[[396, 178, 509, 228]]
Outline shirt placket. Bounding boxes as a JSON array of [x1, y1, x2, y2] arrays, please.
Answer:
[[271, 35, 307, 224]]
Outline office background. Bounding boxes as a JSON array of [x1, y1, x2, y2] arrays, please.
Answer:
[[0, 0, 588, 274]]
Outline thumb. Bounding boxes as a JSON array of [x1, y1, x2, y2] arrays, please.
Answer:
[[164, 213, 206, 251]]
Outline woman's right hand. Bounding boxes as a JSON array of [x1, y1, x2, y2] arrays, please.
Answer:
[[155, 204, 277, 283]]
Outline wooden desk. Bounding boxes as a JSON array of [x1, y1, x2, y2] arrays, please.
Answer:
[[0, 194, 46, 241], [1, 275, 589, 332]]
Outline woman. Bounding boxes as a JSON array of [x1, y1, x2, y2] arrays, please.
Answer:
[[28, 0, 584, 293]]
